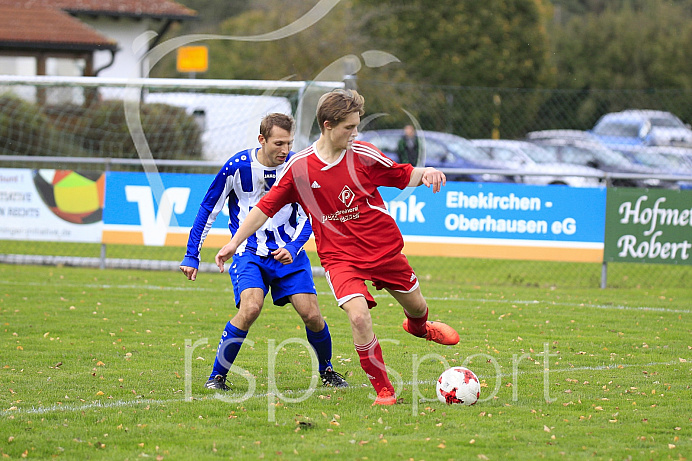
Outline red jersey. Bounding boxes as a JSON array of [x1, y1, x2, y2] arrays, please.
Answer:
[[256, 141, 414, 268]]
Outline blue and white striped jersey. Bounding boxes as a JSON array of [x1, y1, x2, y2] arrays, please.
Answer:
[[181, 148, 312, 269]]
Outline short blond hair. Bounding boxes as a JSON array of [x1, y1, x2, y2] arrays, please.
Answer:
[[316, 89, 365, 133]]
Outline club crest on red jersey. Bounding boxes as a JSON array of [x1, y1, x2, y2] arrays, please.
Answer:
[[339, 185, 355, 207]]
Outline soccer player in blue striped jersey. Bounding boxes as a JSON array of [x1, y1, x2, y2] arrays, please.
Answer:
[[180, 113, 347, 390]]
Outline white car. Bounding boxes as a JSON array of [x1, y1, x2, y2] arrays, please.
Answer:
[[614, 145, 692, 190], [525, 129, 599, 143], [471, 139, 604, 187]]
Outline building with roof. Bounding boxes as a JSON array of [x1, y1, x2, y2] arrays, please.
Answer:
[[0, 0, 196, 79]]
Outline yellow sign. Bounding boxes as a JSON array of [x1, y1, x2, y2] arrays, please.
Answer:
[[176, 46, 208, 73]]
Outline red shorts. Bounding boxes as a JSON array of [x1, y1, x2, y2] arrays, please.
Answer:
[[324, 253, 419, 308]]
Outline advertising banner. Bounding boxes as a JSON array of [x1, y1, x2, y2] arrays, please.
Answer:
[[0, 168, 103, 243], [380, 182, 606, 262], [102, 171, 229, 247], [604, 188, 692, 265], [103, 171, 606, 262]]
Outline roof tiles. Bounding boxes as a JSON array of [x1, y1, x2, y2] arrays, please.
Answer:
[[0, 6, 117, 50], [0, 0, 196, 19]]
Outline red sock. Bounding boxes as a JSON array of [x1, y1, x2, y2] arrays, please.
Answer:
[[355, 336, 392, 393], [405, 307, 429, 337]]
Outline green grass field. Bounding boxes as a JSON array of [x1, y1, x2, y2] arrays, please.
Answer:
[[1, 261, 690, 460]]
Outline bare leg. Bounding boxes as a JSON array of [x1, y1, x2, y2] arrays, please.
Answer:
[[340, 296, 374, 344], [386, 285, 427, 317], [230, 287, 265, 330], [289, 293, 325, 332]]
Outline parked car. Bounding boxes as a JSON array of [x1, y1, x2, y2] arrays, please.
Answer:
[[525, 129, 599, 143], [589, 109, 692, 148], [471, 139, 604, 187], [617, 146, 692, 170], [357, 129, 512, 182], [527, 137, 673, 188], [615, 145, 692, 189]]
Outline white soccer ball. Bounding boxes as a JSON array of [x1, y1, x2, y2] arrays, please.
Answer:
[[436, 366, 481, 405]]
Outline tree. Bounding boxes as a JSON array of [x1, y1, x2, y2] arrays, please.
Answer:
[[356, 0, 554, 88], [552, 1, 692, 90], [200, 0, 369, 81], [171, 0, 249, 33], [550, 0, 692, 24], [350, 0, 555, 137], [547, 0, 692, 126]]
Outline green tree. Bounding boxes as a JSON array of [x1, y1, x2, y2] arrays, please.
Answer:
[[352, 0, 555, 137], [356, 0, 554, 88], [550, 0, 692, 23], [200, 0, 368, 81], [173, 0, 249, 32], [552, 1, 692, 90], [547, 0, 692, 126]]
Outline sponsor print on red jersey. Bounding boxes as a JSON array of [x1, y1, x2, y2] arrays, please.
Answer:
[[257, 141, 415, 268]]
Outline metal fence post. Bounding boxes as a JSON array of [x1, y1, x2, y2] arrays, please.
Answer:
[[600, 261, 607, 289], [99, 158, 110, 270]]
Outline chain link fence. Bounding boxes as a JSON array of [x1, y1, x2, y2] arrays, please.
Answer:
[[358, 80, 692, 140], [1, 76, 691, 289]]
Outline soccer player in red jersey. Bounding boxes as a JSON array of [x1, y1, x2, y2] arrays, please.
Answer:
[[215, 89, 459, 405]]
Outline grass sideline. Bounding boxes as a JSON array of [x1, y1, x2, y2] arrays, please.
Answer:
[[1, 263, 690, 460], [3, 239, 692, 289]]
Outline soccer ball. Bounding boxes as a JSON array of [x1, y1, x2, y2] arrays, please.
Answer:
[[33, 169, 105, 224], [436, 366, 480, 405]]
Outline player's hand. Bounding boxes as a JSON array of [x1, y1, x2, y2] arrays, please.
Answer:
[[271, 248, 293, 265], [422, 167, 446, 193], [215, 242, 237, 272], [180, 265, 198, 281]]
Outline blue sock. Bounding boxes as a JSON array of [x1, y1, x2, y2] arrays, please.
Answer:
[[305, 321, 333, 373], [209, 321, 248, 380]]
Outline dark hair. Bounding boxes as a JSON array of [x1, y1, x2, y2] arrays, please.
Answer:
[[316, 89, 365, 133], [260, 113, 295, 139]]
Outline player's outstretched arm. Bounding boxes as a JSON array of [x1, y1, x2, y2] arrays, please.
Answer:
[[215, 207, 270, 272], [409, 167, 446, 193]]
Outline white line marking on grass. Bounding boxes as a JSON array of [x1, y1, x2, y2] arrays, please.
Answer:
[[474, 359, 690, 380], [0, 280, 231, 293], [2, 280, 687, 313], [372, 293, 690, 315], [400, 359, 690, 385], [1, 398, 185, 417], [3, 361, 687, 417]]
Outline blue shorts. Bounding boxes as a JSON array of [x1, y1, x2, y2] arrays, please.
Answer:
[[229, 251, 316, 307]]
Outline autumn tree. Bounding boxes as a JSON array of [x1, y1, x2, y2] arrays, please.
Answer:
[[547, 0, 692, 127]]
